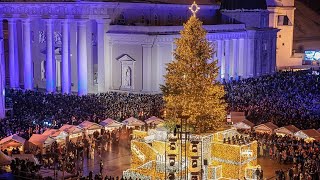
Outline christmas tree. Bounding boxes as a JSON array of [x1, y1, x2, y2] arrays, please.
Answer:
[[161, 4, 227, 133]]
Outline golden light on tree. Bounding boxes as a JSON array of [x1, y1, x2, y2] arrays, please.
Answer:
[[161, 10, 227, 133]]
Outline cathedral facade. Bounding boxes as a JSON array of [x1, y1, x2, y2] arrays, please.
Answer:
[[0, 0, 284, 97]]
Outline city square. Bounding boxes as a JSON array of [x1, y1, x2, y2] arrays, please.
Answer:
[[0, 0, 319, 180]]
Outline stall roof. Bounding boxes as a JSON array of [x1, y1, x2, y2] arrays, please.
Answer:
[[145, 116, 164, 125], [0, 134, 26, 146], [100, 118, 123, 127], [78, 121, 102, 130], [59, 124, 83, 134], [123, 117, 145, 126]]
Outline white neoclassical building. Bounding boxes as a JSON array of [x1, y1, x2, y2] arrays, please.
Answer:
[[0, 0, 297, 117]]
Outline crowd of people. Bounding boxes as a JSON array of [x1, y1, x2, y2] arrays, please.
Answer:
[[0, 90, 163, 139], [249, 131, 320, 180], [225, 70, 320, 129], [1, 70, 320, 179]]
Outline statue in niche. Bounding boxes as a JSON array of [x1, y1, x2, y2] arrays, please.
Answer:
[[124, 67, 131, 87], [39, 31, 46, 43], [54, 32, 62, 45]]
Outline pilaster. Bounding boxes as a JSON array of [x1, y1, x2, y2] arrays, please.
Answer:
[[142, 44, 152, 92]]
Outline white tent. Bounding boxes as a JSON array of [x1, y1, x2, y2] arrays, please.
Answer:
[[28, 134, 55, 154], [253, 122, 278, 134], [59, 124, 83, 139], [78, 121, 102, 135], [274, 125, 300, 136], [122, 117, 145, 128], [145, 116, 164, 125], [232, 119, 254, 130], [294, 129, 320, 142], [0, 134, 26, 152], [99, 118, 123, 131], [0, 150, 12, 166]]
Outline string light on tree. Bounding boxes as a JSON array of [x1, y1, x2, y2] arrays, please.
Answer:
[[161, 1, 227, 133]]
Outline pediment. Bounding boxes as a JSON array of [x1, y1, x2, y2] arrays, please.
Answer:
[[116, 54, 136, 62]]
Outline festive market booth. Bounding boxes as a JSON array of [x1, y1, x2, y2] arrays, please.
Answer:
[[28, 134, 55, 154], [122, 117, 145, 129], [99, 118, 123, 131], [232, 119, 254, 130], [78, 121, 102, 136], [0, 134, 26, 154], [42, 129, 68, 144], [294, 129, 320, 142], [59, 124, 83, 141], [123, 128, 258, 180], [145, 116, 164, 127], [274, 125, 300, 136], [253, 122, 278, 134]]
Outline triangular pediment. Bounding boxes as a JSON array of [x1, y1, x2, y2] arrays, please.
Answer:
[[116, 54, 136, 62]]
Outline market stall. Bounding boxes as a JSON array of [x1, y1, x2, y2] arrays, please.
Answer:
[[42, 129, 68, 144], [232, 119, 254, 130], [122, 117, 145, 129], [0, 134, 26, 154], [253, 122, 278, 134], [28, 134, 55, 154], [78, 121, 102, 136], [274, 125, 300, 136], [145, 116, 164, 127], [59, 124, 83, 141], [294, 129, 320, 142], [100, 118, 123, 131]]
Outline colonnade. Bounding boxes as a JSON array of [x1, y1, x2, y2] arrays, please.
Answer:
[[215, 38, 253, 80], [2, 17, 110, 96]]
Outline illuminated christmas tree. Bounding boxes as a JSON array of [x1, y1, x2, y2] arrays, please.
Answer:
[[161, 3, 227, 133]]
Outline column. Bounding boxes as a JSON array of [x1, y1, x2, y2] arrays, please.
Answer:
[[231, 39, 239, 79], [142, 44, 152, 91], [215, 39, 224, 81], [77, 20, 88, 96], [61, 19, 71, 94], [96, 19, 106, 92], [238, 38, 245, 78], [246, 35, 254, 77], [22, 18, 33, 90], [8, 19, 19, 88], [256, 38, 262, 76], [0, 25, 5, 118], [105, 39, 113, 90], [45, 19, 56, 92], [224, 40, 230, 81]]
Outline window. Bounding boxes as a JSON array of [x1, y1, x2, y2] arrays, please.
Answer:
[[118, 13, 125, 25], [154, 14, 159, 25], [277, 15, 291, 26]]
